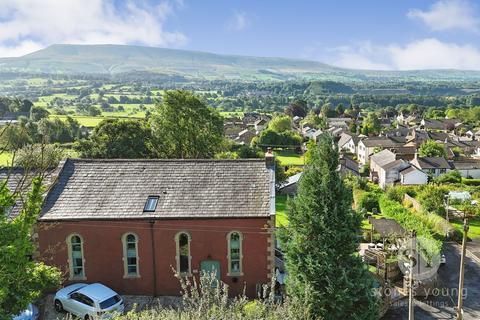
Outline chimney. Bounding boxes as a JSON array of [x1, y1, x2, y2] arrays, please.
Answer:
[[265, 147, 275, 170]]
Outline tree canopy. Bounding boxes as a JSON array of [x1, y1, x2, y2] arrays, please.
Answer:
[[77, 118, 152, 159], [0, 177, 61, 319], [419, 140, 447, 158], [149, 90, 224, 159]]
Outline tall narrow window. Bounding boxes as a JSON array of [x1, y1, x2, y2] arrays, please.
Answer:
[[227, 231, 243, 276], [122, 233, 139, 277], [67, 234, 85, 279], [175, 232, 191, 275]]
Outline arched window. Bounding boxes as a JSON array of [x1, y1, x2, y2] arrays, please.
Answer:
[[67, 234, 85, 280], [122, 233, 139, 277], [175, 232, 191, 276], [227, 231, 243, 276]]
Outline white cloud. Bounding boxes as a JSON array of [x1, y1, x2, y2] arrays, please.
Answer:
[[228, 11, 249, 31], [407, 0, 479, 32], [0, 0, 187, 57], [325, 39, 480, 70]]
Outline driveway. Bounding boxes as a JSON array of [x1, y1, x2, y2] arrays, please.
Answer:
[[383, 242, 480, 319]]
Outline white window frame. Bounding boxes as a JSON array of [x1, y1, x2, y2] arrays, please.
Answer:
[[66, 234, 86, 280], [227, 231, 243, 276], [122, 233, 140, 278], [175, 232, 192, 276]]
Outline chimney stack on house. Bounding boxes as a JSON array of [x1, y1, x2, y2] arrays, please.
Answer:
[[265, 147, 275, 170]]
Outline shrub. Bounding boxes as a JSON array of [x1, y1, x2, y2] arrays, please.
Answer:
[[118, 271, 312, 320], [285, 166, 303, 178], [378, 195, 442, 259], [462, 178, 480, 186], [358, 191, 380, 213], [417, 185, 448, 216], [434, 170, 462, 184]]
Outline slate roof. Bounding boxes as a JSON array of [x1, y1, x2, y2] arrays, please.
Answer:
[[380, 159, 407, 170], [368, 217, 405, 237], [413, 157, 450, 169], [0, 167, 55, 219], [40, 159, 274, 221], [361, 138, 403, 148], [370, 149, 396, 167], [452, 160, 480, 170]]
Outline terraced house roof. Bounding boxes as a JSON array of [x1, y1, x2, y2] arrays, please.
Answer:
[[40, 158, 274, 221]]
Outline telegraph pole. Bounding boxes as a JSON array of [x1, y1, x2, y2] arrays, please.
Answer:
[[456, 218, 469, 320], [408, 230, 417, 320]]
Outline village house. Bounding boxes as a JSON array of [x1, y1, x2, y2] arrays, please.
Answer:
[[235, 129, 256, 145], [254, 119, 268, 133], [410, 155, 450, 177], [36, 157, 276, 298], [399, 165, 428, 185], [337, 132, 360, 154], [451, 159, 480, 178], [377, 159, 410, 189], [369, 149, 396, 182], [357, 137, 404, 165]]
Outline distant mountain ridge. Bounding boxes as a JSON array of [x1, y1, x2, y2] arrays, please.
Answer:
[[1, 44, 480, 81]]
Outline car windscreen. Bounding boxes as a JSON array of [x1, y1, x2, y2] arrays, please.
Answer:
[[99, 295, 121, 309]]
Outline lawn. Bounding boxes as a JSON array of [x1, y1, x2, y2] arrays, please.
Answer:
[[275, 194, 289, 227], [451, 217, 480, 239], [275, 150, 304, 166]]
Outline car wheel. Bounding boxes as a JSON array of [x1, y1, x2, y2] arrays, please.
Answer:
[[54, 300, 64, 313]]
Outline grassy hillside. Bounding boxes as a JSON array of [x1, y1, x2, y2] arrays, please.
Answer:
[[2, 44, 480, 81]]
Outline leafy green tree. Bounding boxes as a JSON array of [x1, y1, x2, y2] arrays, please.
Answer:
[[77, 119, 152, 159], [279, 134, 378, 319], [29, 106, 50, 122], [14, 144, 64, 170], [0, 124, 32, 151], [285, 100, 307, 118], [361, 112, 381, 136], [253, 130, 302, 148], [0, 177, 61, 319], [335, 103, 344, 116], [419, 140, 446, 158], [149, 90, 224, 159], [268, 115, 292, 133]]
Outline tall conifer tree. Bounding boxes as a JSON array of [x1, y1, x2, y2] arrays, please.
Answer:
[[280, 134, 378, 319]]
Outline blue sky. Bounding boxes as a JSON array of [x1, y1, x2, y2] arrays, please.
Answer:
[[1, 0, 480, 70]]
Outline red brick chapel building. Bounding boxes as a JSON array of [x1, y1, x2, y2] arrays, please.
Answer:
[[36, 157, 276, 297]]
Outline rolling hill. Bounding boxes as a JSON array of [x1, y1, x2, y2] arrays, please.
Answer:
[[1, 44, 480, 82]]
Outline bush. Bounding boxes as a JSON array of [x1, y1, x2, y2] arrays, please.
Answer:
[[285, 166, 303, 178], [417, 185, 448, 216], [379, 195, 442, 259], [434, 170, 462, 184], [462, 178, 480, 186], [118, 271, 311, 320], [358, 191, 380, 213]]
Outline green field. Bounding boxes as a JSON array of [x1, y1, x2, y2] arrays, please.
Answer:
[[275, 150, 304, 166]]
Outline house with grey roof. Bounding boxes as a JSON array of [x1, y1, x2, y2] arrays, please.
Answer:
[[410, 155, 451, 177], [37, 157, 276, 298], [377, 159, 410, 189]]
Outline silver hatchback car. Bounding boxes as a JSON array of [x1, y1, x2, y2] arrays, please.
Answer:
[[54, 283, 124, 319]]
